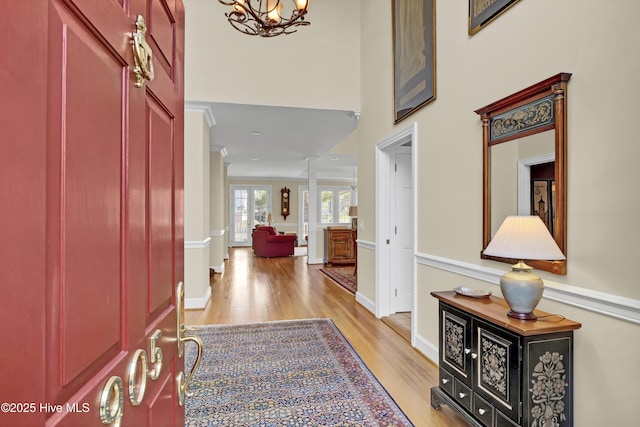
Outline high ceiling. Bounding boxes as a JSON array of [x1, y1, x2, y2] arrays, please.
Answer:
[[204, 102, 359, 181]]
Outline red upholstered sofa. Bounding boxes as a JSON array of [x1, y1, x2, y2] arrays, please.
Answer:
[[252, 226, 297, 257]]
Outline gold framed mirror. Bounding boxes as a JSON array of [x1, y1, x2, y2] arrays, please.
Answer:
[[476, 73, 571, 274]]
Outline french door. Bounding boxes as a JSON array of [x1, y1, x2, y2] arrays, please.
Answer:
[[230, 186, 271, 246], [0, 1, 187, 426]]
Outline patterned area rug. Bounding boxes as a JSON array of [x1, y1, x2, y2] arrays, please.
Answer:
[[185, 319, 413, 426], [320, 266, 357, 294]]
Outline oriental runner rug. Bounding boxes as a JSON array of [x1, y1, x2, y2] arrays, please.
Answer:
[[184, 319, 413, 426], [320, 266, 357, 295]]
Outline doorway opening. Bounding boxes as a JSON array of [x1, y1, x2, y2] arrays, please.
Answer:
[[375, 123, 417, 346]]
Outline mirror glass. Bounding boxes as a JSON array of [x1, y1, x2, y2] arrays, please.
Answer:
[[477, 73, 571, 275], [491, 131, 554, 237]]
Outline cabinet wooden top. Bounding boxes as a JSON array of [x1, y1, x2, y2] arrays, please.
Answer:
[[432, 291, 581, 336]]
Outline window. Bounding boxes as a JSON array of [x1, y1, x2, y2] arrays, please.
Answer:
[[301, 186, 354, 226]]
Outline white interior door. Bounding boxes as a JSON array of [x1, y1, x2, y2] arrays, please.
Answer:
[[390, 150, 414, 312]]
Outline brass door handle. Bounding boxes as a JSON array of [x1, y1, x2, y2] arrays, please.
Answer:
[[175, 282, 203, 405], [179, 334, 203, 403], [131, 15, 154, 87]]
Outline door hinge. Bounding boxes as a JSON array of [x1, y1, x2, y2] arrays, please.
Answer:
[[519, 402, 523, 418], [386, 239, 390, 244], [395, 289, 398, 297], [395, 163, 397, 172], [394, 226, 397, 235]]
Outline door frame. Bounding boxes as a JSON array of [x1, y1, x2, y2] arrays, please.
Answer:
[[375, 123, 418, 345], [517, 152, 555, 215]]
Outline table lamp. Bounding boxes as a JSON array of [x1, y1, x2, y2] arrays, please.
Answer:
[[483, 215, 566, 320], [267, 213, 273, 225], [349, 206, 358, 229]]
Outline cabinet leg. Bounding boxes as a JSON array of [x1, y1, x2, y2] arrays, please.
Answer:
[[430, 386, 442, 410], [431, 395, 441, 410]]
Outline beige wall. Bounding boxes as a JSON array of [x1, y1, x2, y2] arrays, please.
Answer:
[[359, 1, 640, 425], [184, 110, 211, 307], [184, 0, 361, 111]]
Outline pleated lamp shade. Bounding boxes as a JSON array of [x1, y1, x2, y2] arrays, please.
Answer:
[[483, 216, 565, 261]]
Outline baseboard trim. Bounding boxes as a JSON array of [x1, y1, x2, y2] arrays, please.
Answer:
[[210, 263, 225, 274], [184, 285, 211, 310], [414, 332, 439, 365], [415, 252, 640, 325], [355, 291, 375, 314]]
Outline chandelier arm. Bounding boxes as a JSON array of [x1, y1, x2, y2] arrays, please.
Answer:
[[226, 1, 266, 26], [218, 0, 310, 37]]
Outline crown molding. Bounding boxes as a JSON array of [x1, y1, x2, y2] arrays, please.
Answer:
[[185, 100, 216, 127], [210, 145, 228, 157]]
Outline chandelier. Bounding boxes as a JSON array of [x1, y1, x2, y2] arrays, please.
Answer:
[[218, 0, 310, 37]]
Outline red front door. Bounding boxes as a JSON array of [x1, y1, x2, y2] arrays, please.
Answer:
[[1, 1, 185, 426]]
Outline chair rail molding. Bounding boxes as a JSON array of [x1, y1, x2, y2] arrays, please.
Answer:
[[355, 238, 375, 251], [415, 251, 640, 325], [184, 237, 212, 249]]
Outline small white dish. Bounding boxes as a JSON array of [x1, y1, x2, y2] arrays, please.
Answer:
[[454, 286, 492, 298]]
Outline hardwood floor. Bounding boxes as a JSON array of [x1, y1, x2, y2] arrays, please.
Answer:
[[382, 312, 412, 343], [185, 248, 466, 426]]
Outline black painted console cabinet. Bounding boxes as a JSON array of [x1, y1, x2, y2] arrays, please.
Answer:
[[431, 291, 581, 427]]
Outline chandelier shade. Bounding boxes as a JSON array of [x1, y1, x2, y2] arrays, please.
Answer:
[[218, 0, 310, 37]]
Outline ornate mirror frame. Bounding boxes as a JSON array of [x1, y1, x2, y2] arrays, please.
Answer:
[[475, 73, 572, 274]]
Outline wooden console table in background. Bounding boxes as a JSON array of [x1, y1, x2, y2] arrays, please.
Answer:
[[323, 226, 356, 265], [431, 291, 581, 427]]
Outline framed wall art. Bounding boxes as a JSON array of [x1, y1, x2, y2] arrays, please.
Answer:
[[469, 0, 521, 35], [392, 0, 436, 124]]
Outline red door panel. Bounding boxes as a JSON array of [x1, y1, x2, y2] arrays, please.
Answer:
[[45, 0, 127, 403], [147, 96, 176, 316], [149, 0, 176, 76], [0, 0, 185, 426]]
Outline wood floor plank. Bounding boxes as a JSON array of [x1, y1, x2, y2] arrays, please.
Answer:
[[186, 248, 467, 426]]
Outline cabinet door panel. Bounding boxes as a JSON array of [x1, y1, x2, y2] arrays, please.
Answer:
[[476, 322, 520, 423], [523, 333, 574, 427], [440, 305, 473, 386]]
